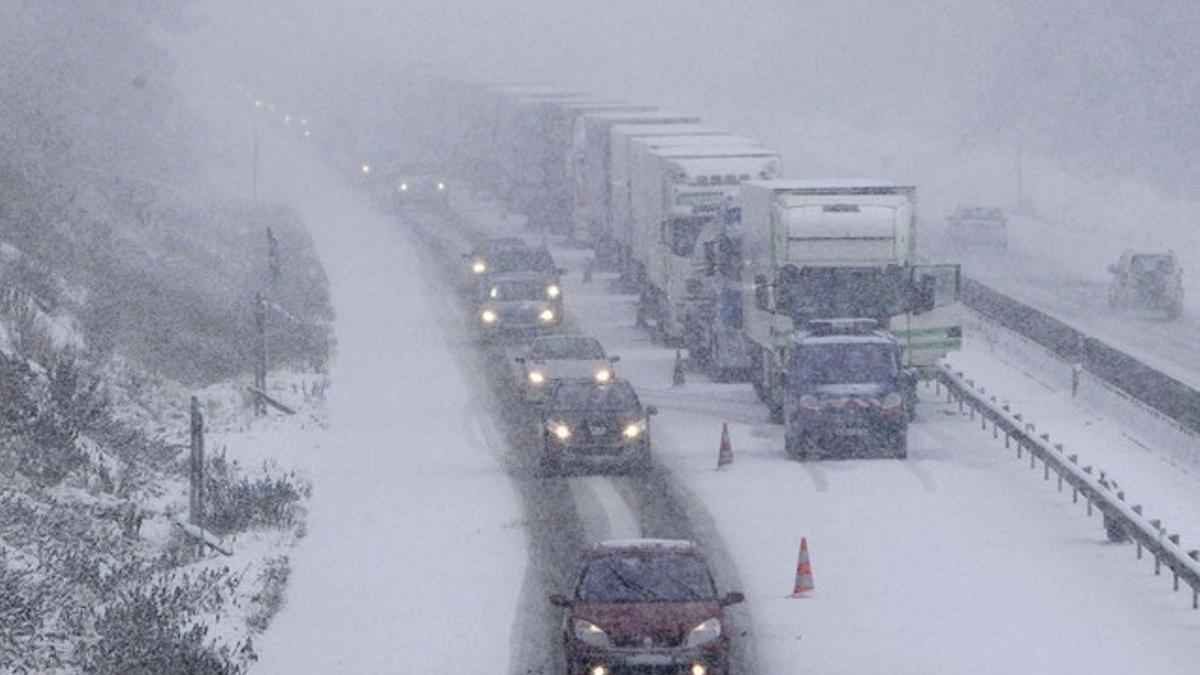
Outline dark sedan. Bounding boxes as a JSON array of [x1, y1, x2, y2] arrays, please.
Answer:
[[539, 379, 655, 474]]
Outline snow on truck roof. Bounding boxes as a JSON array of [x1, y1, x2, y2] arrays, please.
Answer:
[[611, 123, 726, 137], [654, 146, 777, 159], [596, 539, 697, 552], [668, 155, 781, 177], [635, 134, 760, 148], [744, 178, 914, 192], [583, 110, 698, 123]]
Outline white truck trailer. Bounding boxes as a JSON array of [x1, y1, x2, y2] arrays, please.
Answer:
[[627, 146, 783, 344], [610, 131, 761, 275], [736, 180, 962, 420], [569, 110, 700, 251]]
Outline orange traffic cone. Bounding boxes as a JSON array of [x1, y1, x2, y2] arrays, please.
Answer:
[[717, 422, 733, 468], [789, 537, 814, 597]]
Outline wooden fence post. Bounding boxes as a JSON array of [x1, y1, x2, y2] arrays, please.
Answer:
[[254, 292, 268, 416], [189, 396, 205, 555]]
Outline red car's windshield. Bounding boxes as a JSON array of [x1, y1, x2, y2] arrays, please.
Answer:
[[578, 552, 717, 603]]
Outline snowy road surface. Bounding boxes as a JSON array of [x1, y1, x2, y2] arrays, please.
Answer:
[[250, 143, 526, 672], [451, 192, 1200, 673], [246, 133, 1200, 673]]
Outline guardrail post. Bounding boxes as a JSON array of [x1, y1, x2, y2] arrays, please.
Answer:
[[1057, 471, 1063, 492], [1133, 506, 1144, 558]]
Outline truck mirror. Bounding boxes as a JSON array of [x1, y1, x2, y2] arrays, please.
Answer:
[[721, 591, 745, 606], [610, 355, 621, 363], [549, 594, 572, 608], [646, 405, 658, 416], [754, 274, 770, 310], [915, 276, 937, 313], [515, 356, 525, 364]]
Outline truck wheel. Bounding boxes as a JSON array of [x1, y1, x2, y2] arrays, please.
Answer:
[[538, 440, 562, 476], [785, 432, 809, 460]]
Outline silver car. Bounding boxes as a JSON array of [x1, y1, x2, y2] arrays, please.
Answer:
[[516, 336, 619, 404]]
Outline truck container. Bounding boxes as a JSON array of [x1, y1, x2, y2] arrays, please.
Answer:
[[611, 131, 760, 267], [569, 111, 700, 250], [627, 146, 782, 344]]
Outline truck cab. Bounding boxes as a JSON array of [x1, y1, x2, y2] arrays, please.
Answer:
[[783, 320, 913, 460]]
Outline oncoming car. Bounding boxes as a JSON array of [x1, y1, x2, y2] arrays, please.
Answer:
[[393, 172, 450, 211], [550, 539, 744, 675], [516, 335, 619, 404], [945, 206, 1008, 250], [539, 379, 655, 474], [477, 272, 563, 337]]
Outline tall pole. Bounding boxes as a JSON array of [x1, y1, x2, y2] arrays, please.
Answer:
[[267, 227, 281, 286], [252, 127, 260, 202], [1016, 144, 1024, 211]]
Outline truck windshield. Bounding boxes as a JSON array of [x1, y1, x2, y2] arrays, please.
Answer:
[[791, 342, 898, 385], [778, 266, 909, 326]]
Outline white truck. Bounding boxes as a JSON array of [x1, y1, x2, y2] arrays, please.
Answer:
[[735, 180, 962, 420], [627, 146, 783, 345], [535, 102, 656, 233], [610, 131, 761, 278], [569, 110, 701, 251]]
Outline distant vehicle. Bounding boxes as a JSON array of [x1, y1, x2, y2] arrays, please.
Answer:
[[539, 379, 656, 473], [476, 272, 563, 337], [516, 335, 619, 404], [550, 539, 743, 675], [945, 206, 1008, 249], [464, 237, 525, 278], [784, 319, 914, 460], [392, 169, 450, 212], [1108, 250, 1183, 319]]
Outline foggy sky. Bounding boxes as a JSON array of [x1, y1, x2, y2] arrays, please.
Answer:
[[188, 0, 1200, 196]]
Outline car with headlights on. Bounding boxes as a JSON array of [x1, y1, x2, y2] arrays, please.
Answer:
[[392, 170, 450, 212], [516, 335, 620, 404], [539, 379, 655, 474], [477, 272, 564, 338], [550, 539, 744, 675]]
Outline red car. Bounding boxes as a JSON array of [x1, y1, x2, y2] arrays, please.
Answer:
[[550, 539, 744, 675]]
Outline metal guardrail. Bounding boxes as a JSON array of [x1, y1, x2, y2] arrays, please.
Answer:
[[936, 364, 1200, 609], [962, 276, 1200, 435]]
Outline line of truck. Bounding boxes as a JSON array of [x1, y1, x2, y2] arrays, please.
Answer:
[[437, 81, 965, 454]]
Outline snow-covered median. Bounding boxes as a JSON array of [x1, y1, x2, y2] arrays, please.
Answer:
[[250, 140, 526, 672]]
